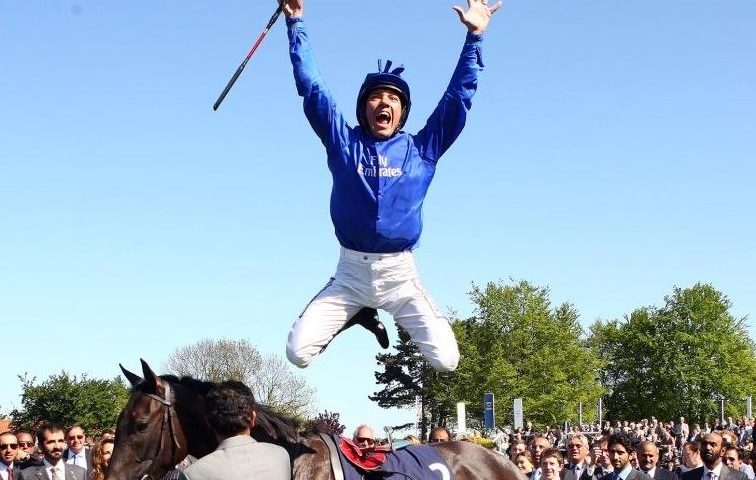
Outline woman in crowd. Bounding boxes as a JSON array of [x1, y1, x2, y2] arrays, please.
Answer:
[[514, 452, 534, 476], [90, 437, 114, 480]]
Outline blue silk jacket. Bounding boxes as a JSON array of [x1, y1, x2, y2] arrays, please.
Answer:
[[288, 17, 484, 253]]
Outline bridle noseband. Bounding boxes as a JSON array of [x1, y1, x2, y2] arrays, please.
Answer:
[[137, 381, 183, 480]]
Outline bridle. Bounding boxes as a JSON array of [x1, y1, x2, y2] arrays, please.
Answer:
[[136, 381, 183, 480]]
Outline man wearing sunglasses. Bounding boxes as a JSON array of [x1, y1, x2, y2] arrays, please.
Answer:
[[63, 425, 91, 479], [353, 425, 376, 449], [0, 431, 22, 480], [13, 430, 41, 470]]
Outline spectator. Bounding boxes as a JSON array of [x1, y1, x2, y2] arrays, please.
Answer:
[[514, 452, 534, 476], [680, 433, 747, 480], [1, 431, 21, 480], [510, 440, 527, 461], [564, 434, 595, 480], [90, 438, 114, 480], [723, 447, 754, 480], [428, 427, 452, 443], [404, 435, 421, 446], [636, 441, 677, 480], [63, 424, 91, 478], [682, 442, 705, 473], [18, 424, 86, 480], [177, 380, 290, 480], [540, 448, 563, 480], [13, 430, 41, 470], [353, 425, 376, 449], [529, 435, 552, 480], [607, 433, 652, 480], [590, 437, 612, 479]]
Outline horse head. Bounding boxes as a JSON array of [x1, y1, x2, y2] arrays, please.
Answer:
[[108, 359, 214, 480]]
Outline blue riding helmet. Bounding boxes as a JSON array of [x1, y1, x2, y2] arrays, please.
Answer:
[[356, 59, 412, 134]]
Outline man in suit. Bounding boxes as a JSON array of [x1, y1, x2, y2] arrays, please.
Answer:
[[680, 441, 705, 476], [1, 431, 23, 480], [529, 435, 552, 480], [177, 380, 290, 480], [607, 433, 652, 480], [723, 447, 754, 480], [563, 434, 598, 480], [62, 425, 90, 479], [680, 433, 748, 480], [18, 424, 86, 480], [636, 441, 677, 480], [14, 430, 42, 471]]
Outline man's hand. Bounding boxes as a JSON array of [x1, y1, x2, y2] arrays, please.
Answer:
[[453, 0, 502, 35], [279, 0, 303, 18]]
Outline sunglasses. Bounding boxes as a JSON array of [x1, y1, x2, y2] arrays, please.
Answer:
[[355, 437, 375, 444], [429, 438, 448, 443], [0, 443, 18, 450], [18, 441, 34, 448], [68, 435, 85, 441]]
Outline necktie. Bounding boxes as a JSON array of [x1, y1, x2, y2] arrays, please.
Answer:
[[8, 467, 13, 480], [708, 472, 718, 480], [51, 468, 61, 480]]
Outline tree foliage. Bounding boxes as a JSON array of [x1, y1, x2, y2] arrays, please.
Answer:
[[455, 280, 604, 427], [371, 327, 456, 439], [371, 280, 604, 431], [163, 337, 317, 421], [305, 410, 346, 435], [10, 372, 130, 434], [589, 283, 756, 421]]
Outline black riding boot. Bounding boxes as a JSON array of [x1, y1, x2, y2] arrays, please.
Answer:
[[340, 307, 390, 349]]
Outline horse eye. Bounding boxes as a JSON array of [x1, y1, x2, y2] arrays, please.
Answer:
[[135, 421, 149, 432]]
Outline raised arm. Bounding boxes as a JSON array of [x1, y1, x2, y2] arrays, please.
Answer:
[[415, 0, 502, 162], [283, 0, 350, 150]]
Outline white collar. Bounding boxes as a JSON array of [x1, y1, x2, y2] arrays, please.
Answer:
[[704, 463, 723, 479]]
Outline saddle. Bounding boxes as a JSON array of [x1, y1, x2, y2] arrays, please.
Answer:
[[321, 434, 450, 480], [337, 436, 389, 471]]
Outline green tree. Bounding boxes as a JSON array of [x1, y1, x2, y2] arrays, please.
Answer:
[[370, 327, 457, 439], [589, 283, 756, 421], [456, 280, 604, 427], [10, 372, 130, 434], [371, 280, 604, 432]]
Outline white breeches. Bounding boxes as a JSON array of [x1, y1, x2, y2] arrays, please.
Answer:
[[286, 247, 460, 372]]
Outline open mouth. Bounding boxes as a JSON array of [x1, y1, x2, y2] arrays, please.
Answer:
[[375, 111, 392, 125]]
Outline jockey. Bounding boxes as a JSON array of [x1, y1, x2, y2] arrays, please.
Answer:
[[282, 0, 501, 372]]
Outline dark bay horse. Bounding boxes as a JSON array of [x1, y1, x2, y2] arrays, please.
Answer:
[[108, 359, 524, 480]]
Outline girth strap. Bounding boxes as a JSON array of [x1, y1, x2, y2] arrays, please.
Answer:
[[320, 433, 345, 480]]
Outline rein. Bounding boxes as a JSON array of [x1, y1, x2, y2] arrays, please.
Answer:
[[138, 381, 183, 480]]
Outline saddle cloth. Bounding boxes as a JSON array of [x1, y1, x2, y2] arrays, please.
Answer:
[[334, 434, 455, 480]]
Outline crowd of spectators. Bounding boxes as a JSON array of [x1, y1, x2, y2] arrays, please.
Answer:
[[498, 416, 755, 480], [0, 424, 114, 480], [1, 414, 753, 480]]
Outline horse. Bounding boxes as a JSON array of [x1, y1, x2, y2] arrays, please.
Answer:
[[108, 359, 525, 480]]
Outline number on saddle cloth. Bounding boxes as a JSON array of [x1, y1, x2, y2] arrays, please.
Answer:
[[334, 434, 454, 480]]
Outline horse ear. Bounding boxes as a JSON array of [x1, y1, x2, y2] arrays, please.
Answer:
[[120, 364, 143, 386], [140, 358, 159, 388]]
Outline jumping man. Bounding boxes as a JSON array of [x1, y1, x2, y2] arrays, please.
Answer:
[[282, 0, 501, 372]]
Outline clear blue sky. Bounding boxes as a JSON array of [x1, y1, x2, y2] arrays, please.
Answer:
[[2, 1, 754, 434]]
